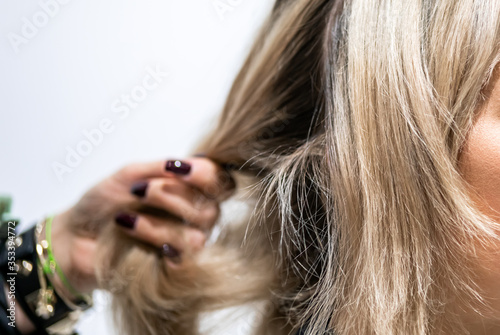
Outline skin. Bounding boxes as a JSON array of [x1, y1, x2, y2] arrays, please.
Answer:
[[461, 68, 500, 223], [459, 66, 500, 334], [17, 157, 234, 334]]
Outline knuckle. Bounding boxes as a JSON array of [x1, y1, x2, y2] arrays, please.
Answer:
[[204, 205, 220, 224], [193, 204, 219, 228], [185, 207, 201, 224], [205, 171, 235, 198], [188, 229, 206, 251], [201, 181, 222, 199]]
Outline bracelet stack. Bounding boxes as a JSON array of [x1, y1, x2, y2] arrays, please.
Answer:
[[35, 216, 93, 333], [0, 215, 93, 335]]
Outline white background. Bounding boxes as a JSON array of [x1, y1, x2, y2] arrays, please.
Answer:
[[0, 0, 274, 333]]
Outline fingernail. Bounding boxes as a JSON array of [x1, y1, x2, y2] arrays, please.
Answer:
[[115, 213, 137, 229], [130, 181, 148, 198], [165, 160, 191, 175], [161, 243, 181, 260]]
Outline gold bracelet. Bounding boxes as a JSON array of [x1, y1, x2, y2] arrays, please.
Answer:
[[34, 217, 93, 335], [35, 217, 92, 311]]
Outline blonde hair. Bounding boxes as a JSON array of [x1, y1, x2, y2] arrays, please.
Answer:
[[96, 0, 500, 334]]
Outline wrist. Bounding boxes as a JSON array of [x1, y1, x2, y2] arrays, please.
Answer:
[[50, 212, 97, 294], [10, 221, 92, 333]]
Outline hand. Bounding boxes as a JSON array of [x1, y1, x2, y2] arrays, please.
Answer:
[[50, 158, 235, 294]]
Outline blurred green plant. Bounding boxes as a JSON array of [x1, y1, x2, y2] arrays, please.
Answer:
[[0, 195, 19, 238]]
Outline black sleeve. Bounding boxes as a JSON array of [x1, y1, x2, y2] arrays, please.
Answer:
[[0, 224, 49, 335], [0, 271, 21, 335]]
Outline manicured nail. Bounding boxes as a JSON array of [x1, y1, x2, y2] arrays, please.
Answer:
[[115, 213, 137, 229], [165, 160, 191, 175], [130, 181, 148, 198], [161, 243, 181, 260]]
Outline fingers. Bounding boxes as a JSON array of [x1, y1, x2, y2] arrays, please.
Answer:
[[116, 161, 170, 182], [117, 158, 236, 201], [149, 179, 219, 230], [165, 157, 235, 200], [131, 178, 220, 230], [111, 156, 235, 266], [114, 213, 207, 260]]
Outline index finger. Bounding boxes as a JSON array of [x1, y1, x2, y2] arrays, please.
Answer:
[[116, 161, 171, 182], [165, 157, 235, 199]]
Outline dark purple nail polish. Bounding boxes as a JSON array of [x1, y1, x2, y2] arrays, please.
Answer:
[[161, 243, 181, 260], [115, 213, 137, 229], [165, 160, 191, 175], [130, 181, 148, 198]]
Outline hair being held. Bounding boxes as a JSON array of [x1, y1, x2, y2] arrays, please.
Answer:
[[95, 0, 500, 334]]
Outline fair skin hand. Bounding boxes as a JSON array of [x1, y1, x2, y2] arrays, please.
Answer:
[[17, 157, 234, 334], [459, 66, 500, 334]]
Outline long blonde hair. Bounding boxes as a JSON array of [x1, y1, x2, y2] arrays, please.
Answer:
[[96, 0, 500, 334]]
